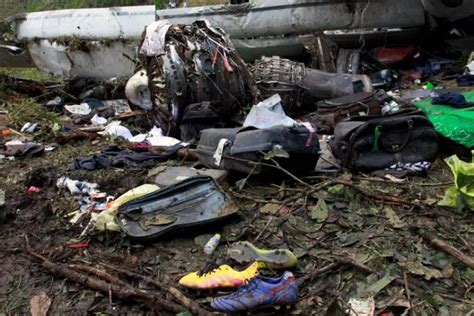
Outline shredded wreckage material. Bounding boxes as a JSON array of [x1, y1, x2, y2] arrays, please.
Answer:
[[139, 20, 258, 140]]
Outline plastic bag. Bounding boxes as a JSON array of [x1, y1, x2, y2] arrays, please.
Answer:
[[243, 94, 296, 129], [439, 151, 474, 211]]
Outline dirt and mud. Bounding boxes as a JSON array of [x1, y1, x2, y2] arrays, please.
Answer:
[[0, 130, 473, 315]]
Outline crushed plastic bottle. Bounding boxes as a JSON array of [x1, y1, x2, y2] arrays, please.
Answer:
[[204, 234, 221, 255]]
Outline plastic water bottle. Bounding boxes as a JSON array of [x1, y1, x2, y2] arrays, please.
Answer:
[[204, 234, 221, 255]]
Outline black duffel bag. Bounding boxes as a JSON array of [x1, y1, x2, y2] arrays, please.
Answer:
[[329, 110, 439, 171]]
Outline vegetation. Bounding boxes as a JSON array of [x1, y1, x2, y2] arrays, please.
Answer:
[[5, 98, 60, 138]]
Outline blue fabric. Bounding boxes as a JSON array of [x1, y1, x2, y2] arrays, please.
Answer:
[[432, 92, 472, 109], [211, 272, 298, 312], [457, 74, 474, 87], [73, 143, 186, 170]]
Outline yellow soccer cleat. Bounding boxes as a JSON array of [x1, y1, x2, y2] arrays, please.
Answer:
[[179, 262, 259, 290], [228, 241, 298, 270]]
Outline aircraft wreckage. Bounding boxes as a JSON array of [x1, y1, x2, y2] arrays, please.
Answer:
[[1, 0, 473, 79]]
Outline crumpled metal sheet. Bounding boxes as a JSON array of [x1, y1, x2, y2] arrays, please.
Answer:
[[6, 6, 155, 78], [140, 20, 258, 138], [9, 5, 155, 40], [5, 1, 427, 76], [157, 0, 426, 39], [27, 40, 136, 79]]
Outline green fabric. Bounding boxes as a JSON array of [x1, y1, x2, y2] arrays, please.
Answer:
[[438, 150, 474, 211], [372, 125, 380, 152], [414, 91, 474, 148]]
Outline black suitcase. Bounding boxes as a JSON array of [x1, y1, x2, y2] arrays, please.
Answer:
[[197, 125, 320, 174]]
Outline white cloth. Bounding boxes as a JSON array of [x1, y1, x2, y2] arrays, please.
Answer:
[[140, 20, 172, 56], [213, 139, 230, 167]]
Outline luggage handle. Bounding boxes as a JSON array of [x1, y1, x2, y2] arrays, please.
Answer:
[[356, 101, 370, 116], [376, 119, 414, 153], [338, 101, 370, 118]]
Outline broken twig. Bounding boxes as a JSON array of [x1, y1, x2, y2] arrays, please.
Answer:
[[416, 229, 474, 270], [104, 264, 213, 316], [68, 264, 130, 287], [24, 236, 184, 313]]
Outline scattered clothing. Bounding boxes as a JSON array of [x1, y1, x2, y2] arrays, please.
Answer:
[[457, 74, 474, 87], [73, 143, 186, 170], [56, 176, 98, 195], [388, 161, 431, 175], [415, 91, 474, 148], [432, 92, 473, 109], [400, 89, 438, 102], [211, 272, 298, 312]]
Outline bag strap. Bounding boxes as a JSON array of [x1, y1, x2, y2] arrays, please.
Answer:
[[373, 119, 414, 153]]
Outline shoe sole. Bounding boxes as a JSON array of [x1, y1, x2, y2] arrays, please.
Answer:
[[227, 241, 297, 269]]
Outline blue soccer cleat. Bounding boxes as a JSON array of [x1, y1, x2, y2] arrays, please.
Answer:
[[211, 271, 298, 312]]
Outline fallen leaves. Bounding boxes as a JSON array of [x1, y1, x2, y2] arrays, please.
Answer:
[[384, 206, 406, 229], [310, 199, 329, 222], [399, 260, 443, 281], [259, 203, 281, 214], [30, 292, 51, 316]]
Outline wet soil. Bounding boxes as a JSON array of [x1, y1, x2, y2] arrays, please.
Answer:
[[0, 137, 472, 315]]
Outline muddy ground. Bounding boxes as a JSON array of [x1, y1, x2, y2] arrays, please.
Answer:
[[0, 67, 473, 315], [0, 129, 473, 315]]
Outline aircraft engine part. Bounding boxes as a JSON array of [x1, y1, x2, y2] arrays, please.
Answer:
[[251, 56, 373, 112], [139, 20, 258, 138]]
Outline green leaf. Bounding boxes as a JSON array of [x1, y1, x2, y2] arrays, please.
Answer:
[[194, 234, 213, 247], [399, 260, 443, 280], [260, 203, 281, 214], [263, 146, 290, 160], [288, 216, 322, 233], [365, 273, 396, 297], [235, 178, 247, 191], [328, 184, 344, 195], [147, 165, 167, 178], [383, 207, 405, 229], [310, 199, 328, 222]]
